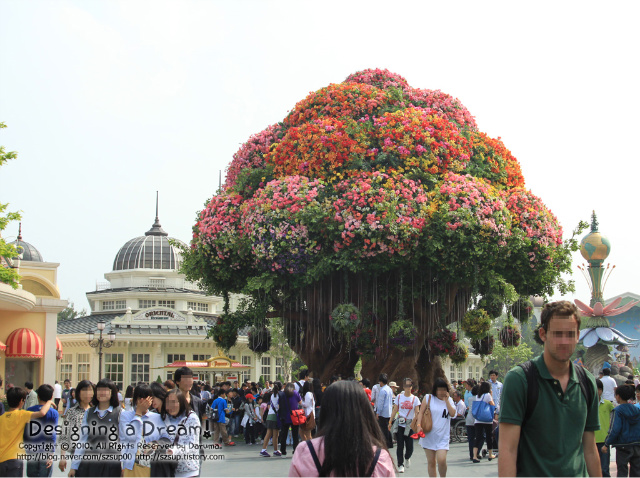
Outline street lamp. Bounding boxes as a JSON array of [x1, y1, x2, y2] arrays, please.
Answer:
[[87, 320, 116, 380]]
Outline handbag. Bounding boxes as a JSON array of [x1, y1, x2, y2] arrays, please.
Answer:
[[291, 408, 307, 426], [420, 394, 433, 433], [302, 411, 316, 431], [472, 394, 496, 423]]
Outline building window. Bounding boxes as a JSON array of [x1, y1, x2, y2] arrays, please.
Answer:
[[261, 356, 271, 381], [167, 354, 185, 364], [275, 358, 284, 380], [131, 354, 150, 383], [228, 355, 236, 361], [60, 354, 73, 383], [103, 300, 126, 310], [77, 353, 90, 382], [139, 300, 156, 309], [468, 366, 473, 378], [457, 366, 463, 380], [476, 366, 480, 380], [105, 353, 124, 390], [158, 300, 175, 308], [149, 278, 165, 288], [240, 356, 252, 383], [192, 354, 210, 361], [187, 302, 209, 312]]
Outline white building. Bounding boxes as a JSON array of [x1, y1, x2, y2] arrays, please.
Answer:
[[56, 209, 287, 389]]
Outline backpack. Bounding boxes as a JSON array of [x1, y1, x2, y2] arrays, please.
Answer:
[[206, 398, 219, 421], [518, 360, 594, 428]]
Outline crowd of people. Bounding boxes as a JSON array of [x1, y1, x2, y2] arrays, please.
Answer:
[[3, 301, 640, 477]]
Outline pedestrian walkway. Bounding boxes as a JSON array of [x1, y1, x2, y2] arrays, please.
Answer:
[[48, 440, 616, 477]]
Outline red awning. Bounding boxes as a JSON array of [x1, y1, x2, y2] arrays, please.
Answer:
[[5, 328, 44, 358], [56, 337, 63, 360]]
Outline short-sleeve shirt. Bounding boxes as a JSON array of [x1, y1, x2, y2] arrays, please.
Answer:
[[394, 394, 420, 421], [419, 395, 455, 451], [499, 354, 599, 477], [0, 409, 33, 462], [595, 399, 615, 443]]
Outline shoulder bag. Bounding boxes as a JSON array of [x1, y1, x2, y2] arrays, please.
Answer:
[[420, 394, 433, 433], [471, 394, 496, 423]]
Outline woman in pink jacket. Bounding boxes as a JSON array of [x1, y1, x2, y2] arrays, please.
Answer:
[[289, 380, 395, 477]]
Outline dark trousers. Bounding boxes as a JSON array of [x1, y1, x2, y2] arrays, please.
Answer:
[[378, 416, 393, 448], [27, 459, 53, 477], [244, 424, 256, 444], [279, 423, 299, 453], [597, 442, 611, 477], [615, 444, 640, 477], [396, 426, 414, 467], [474, 423, 493, 452], [0, 459, 23, 477], [467, 425, 477, 459]]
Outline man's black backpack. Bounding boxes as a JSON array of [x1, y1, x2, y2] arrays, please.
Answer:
[[518, 360, 594, 428]]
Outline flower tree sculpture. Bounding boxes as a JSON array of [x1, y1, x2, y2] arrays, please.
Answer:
[[182, 68, 580, 389]]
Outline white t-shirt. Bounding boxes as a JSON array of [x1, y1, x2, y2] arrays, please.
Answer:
[[395, 393, 420, 421], [601, 376, 617, 402], [419, 395, 455, 451], [267, 394, 279, 417], [454, 399, 466, 418], [53, 383, 62, 399], [302, 391, 315, 417], [473, 393, 494, 425]]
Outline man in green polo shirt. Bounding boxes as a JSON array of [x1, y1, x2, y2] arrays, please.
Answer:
[[498, 300, 601, 477]]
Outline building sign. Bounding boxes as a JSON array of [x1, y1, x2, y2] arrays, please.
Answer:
[[213, 360, 230, 367], [132, 308, 187, 322]]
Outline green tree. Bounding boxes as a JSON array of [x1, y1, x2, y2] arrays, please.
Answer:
[[57, 301, 88, 321], [0, 122, 21, 289], [485, 341, 534, 378], [269, 317, 297, 382]]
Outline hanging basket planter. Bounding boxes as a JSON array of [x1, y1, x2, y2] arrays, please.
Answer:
[[428, 329, 457, 356], [389, 319, 417, 351], [471, 336, 495, 358], [478, 299, 504, 319], [248, 326, 272, 353], [330, 303, 361, 339], [499, 325, 521, 348], [209, 314, 239, 352], [353, 327, 377, 358], [461, 309, 493, 340], [450, 342, 469, 365], [510, 297, 534, 323]]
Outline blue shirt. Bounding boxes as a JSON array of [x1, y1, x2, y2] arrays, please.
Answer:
[[489, 379, 503, 411], [24, 405, 59, 453], [212, 397, 228, 424], [376, 385, 394, 418]]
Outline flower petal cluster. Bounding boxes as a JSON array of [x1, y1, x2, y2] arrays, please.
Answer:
[[331, 172, 429, 259], [241, 176, 326, 275], [345, 68, 409, 90], [224, 123, 284, 190]]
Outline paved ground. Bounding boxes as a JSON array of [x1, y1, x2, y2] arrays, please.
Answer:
[[49, 438, 617, 477]]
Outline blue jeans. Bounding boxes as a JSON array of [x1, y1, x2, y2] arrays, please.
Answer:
[[597, 442, 610, 477], [26, 459, 52, 478], [228, 414, 241, 435]]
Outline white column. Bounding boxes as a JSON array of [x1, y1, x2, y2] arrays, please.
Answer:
[[43, 312, 58, 385]]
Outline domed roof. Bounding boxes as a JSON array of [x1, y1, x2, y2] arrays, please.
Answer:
[[112, 197, 185, 271], [11, 224, 43, 262]]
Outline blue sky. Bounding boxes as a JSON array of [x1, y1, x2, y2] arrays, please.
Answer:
[[1, 1, 639, 312]]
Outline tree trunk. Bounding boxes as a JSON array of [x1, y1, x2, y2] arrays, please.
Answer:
[[269, 271, 471, 389]]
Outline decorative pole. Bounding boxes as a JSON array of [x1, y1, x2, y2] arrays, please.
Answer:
[[87, 320, 116, 379], [577, 212, 638, 373]]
